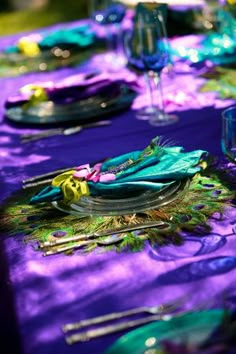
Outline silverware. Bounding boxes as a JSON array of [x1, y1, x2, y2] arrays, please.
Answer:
[[42, 234, 123, 256], [22, 178, 60, 189], [64, 291, 219, 344], [22, 158, 107, 189], [39, 220, 170, 249], [42, 221, 171, 256], [65, 313, 178, 344], [20, 120, 111, 143], [22, 167, 77, 185], [62, 303, 178, 333]]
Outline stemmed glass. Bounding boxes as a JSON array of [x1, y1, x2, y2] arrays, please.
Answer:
[[89, 0, 126, 68], [221, 106, 236, 163], [125, 9, 178, 126]]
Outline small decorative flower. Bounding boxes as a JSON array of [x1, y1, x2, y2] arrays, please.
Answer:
[[73, 163, 116, 183]]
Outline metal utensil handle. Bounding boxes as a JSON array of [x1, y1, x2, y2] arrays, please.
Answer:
[[43, 239, 95, 256], [42, 221, 168, 247], [65, 314, 164, 344], [81, 120, 111, 129], [22, 166, 77, 184], [93, 220, 168, 237], [21, 120, 111, 141], [22, 178, 54, 189], [22, 158, 108, 184], [63, 306, 150, 332], [63, 120, 111, 135], [21, 128, 63, 141], [41, 220, 168, 247]]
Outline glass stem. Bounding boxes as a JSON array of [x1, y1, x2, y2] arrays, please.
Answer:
[[145, 71, 155, 111], [156, 72, 166, 118]]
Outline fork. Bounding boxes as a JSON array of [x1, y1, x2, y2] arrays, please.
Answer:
[[62, 302, 179, 333], [65, 313, 179, 344], [20, 119, 111, 143], [64, 294, 216, 344]]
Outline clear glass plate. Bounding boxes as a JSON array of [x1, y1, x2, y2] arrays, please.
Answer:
[[5, 85, 136, 125], [52, 178, 189, 217]]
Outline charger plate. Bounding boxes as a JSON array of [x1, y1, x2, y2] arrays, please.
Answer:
[[0, 46, 94, 78], [5, 85, 136, 125], [52, 178, 189, 217], [104, 309, 224, 354]]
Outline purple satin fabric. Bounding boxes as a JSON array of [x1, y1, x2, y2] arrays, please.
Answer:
[[1, 21, 236, 354], [5, 71, 140, 108]]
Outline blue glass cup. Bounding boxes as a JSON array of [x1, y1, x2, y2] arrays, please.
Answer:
[[90, 0, 126, 68], [221, 106, 236, 163]]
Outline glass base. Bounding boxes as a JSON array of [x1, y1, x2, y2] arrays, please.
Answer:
[[149, 111, 179, 127], [135, 106, 161, 121]]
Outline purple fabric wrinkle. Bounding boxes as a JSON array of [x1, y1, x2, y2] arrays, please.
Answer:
[[5, 68, 140, 108], [47, 79, 127, 105]]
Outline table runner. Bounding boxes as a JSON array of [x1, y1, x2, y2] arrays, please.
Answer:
[[1, 21, 236, 354]]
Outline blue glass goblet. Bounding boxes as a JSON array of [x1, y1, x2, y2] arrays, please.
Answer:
[[125, 13, 178, 125], [222, 106, 236, 163], [90, 0, 126, 68]]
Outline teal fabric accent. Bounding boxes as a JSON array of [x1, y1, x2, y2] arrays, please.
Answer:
[[4, 46, 19, 54], [88, 180, 174, 196], [29, 137, 207, 203], [89, 147, 206, 195], [101, 151, 141, 172], [30, 186, 62, 204], [39, 25, 95, 49], [4, 24, 95, 54]]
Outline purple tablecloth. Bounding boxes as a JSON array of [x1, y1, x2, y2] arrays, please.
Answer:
[[0, 22, 236, 354]]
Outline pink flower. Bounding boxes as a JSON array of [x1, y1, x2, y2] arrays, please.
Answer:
[[73, 163, 115, 183]]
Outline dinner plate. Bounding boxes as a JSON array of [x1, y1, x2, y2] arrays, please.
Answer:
[[104, 309, 224, 354], [6, 85, 136, 125], [0, 46, 94, 78], [52, 178, 189, 217]]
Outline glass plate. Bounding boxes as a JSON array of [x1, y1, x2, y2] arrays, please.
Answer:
[[0, 46, 93, 78], [5, 85, 136, 125], [52, 178, 189, 217], [104, 309, 224, 354]]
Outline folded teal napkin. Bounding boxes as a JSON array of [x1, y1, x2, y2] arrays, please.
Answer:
[[4, 24, 95, 55], [30, 137, 206, 204]]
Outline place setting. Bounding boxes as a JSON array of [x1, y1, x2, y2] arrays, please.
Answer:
[[0, 23, 98, 77], [2, 133, 234, 260]]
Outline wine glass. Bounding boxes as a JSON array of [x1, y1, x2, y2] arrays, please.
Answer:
[[125, 10, 178, 125], [89, 0, 126, 68], [221, 106, 236, 163]]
